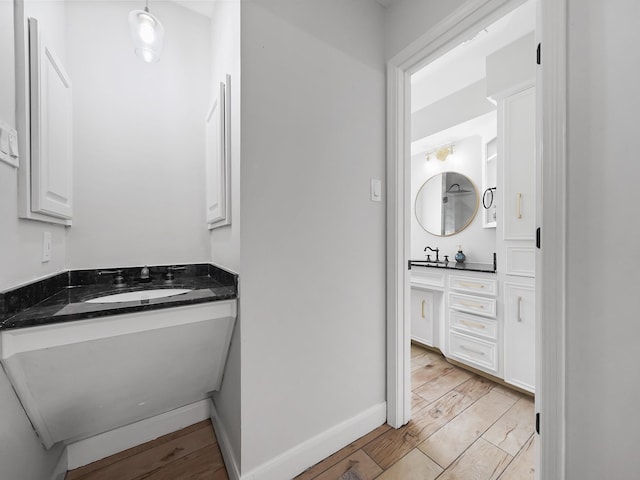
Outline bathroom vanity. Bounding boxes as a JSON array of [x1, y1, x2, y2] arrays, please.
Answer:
[[0, 264, 237, 448], [410, 260, 534, 393]]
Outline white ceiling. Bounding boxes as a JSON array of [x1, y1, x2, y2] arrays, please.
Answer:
[[374, 0, 398, 8], [411, 111, 497, 157], [171, 0, 215, 19], [411, 0, 535, 113]]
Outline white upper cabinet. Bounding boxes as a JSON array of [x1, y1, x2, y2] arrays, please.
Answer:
[[28, 18, 73, 221], [501, 87, 535, 240]]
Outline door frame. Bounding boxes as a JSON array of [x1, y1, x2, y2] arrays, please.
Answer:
[[385, 0, 567, 479]]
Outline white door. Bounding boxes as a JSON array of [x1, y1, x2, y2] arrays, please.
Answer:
[[504, 282, 536, 392], [411, 288, 434, 347]]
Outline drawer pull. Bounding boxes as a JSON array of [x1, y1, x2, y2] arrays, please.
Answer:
[[517, 296, 522, 322], [516, 193, 522, 219], [459, 300, 485, 309], [460, 319, 486, 329], [421, 300, 426, 319], [461, 345, 485, 356], [459, 281, 485, 289]]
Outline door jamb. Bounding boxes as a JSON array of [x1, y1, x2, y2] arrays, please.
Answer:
[[385, 1, 566, 479]]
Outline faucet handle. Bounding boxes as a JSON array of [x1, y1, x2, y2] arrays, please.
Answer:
[[426, 255, 431, 262]]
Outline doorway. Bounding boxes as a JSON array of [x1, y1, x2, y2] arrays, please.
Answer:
[[385, 1, 567, 479]]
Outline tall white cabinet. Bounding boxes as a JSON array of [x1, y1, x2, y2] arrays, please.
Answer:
[[496, 85, 536, 393]]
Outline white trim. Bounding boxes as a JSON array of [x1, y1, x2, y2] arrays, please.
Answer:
[[387, 0, 567, 479], [50, 450, 68, 480], [65, 399, 212, 470], [387, 0, 531, 431], [537, 0, 567, 478], [210, 404, 241, 480], [241, 402, 387, 480]]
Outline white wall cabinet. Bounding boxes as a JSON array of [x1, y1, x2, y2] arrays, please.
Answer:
[[501, 87, 535, 241], [28, 18, 73, 221], [503, 282, 535, 392], [411, 288, 434, 347]]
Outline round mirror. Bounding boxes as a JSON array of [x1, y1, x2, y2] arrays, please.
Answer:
[[415, 172, 479, 236]]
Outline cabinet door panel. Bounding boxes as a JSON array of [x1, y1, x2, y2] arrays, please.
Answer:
[[504, 283, 535, 392], [502, 87, 535, 240], [411, 289, 434, 347], [29, 18, 73, 220]]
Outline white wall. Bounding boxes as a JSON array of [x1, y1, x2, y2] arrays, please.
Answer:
[[485, 32, 535, 99], [208, 0, 242, 469], [240, 0, 386, 474], [384, 0, 468, 59], [411, 136, 495, 262], [0, 2, 65, 477], [209, 0, 241, 274], [566, 0, 640, 477], [65, 1, 211, 269], [0, 1, 68, 293]]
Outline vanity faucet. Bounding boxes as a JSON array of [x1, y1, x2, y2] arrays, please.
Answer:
[[165, 265, 187, 282], [98, 269, 126, 287], [424, 246, 440, 262]]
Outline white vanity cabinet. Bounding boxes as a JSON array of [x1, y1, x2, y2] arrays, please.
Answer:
[[447, 274, 499, 375], [411, 288, 435, 347], [503, 281, 535, 392]]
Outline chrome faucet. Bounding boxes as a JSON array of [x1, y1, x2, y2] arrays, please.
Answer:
[[424, 246, 440, 262]]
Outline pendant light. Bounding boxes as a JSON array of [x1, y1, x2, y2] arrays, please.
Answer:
[[129, 0, 164, 63]]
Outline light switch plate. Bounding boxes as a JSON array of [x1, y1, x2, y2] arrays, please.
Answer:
[[42, 231, 52, 263], [371, 179, 382, 202], [0, 121, 19, 168]]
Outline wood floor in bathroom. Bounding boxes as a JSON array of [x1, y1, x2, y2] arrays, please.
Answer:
[[66, 343, 534, 480], [295, 343, 535, 480], [65, 420, 228, 480]]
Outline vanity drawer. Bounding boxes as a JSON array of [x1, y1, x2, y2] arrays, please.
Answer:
[[449, 310, 498, 340], [449, 274, 497, 296], [448, 292, 497, 318], [449, 331, 498, 373], [411, 268, 446, 289]]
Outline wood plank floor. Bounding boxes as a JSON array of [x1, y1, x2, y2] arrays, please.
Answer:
[[65, 420, 228, 480], [296, 344, 535, 480], [66, 344, 535, 480]]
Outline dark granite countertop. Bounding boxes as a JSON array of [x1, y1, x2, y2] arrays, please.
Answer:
[[410, 260, 496, 274], [0, 264, 237, 330]]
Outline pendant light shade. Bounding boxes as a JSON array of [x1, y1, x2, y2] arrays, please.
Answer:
[[129, 6, 164, 63]]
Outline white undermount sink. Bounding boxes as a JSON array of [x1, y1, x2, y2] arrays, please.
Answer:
[[85, 289, 192, 304]]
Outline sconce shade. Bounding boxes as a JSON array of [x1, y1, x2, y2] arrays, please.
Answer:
[[426, 145, 454, 162], [129, 8, 164, 63]]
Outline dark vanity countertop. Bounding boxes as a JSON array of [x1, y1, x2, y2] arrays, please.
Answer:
[[0, 264, 238, 330], [410, 260, 496, 274]]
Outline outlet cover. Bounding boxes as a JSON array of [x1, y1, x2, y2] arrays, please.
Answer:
[[42, 231, 52, 262]]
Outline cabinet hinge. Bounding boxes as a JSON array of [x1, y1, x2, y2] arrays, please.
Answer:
[[536, 412, 540, 434], [536, 43, 541, 65], [536, 227, 541, 249]]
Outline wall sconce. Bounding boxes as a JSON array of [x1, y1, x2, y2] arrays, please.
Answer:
[[426, 145, 454, 162]]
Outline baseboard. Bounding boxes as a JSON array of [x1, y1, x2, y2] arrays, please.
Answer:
[[50, 448, 68, 480], [210, 404, 242, 480], [241, 402, 387, 480], [66, 399, 212, 470]]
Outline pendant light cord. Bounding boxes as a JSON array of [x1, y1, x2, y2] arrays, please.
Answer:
[[144, 0, 149, 13]]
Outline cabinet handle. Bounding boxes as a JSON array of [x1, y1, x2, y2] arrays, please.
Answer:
[[421, 299, 426, 319], [459, 282, 485, 289], [517, 296, 522, 322], [516, 193, 522, 219], [460, 319, 486, 329], [461, 345, 485, 356], [459, 300, 485, 309]]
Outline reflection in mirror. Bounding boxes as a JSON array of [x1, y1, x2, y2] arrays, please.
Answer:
[[415, 172, 479, 236]]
